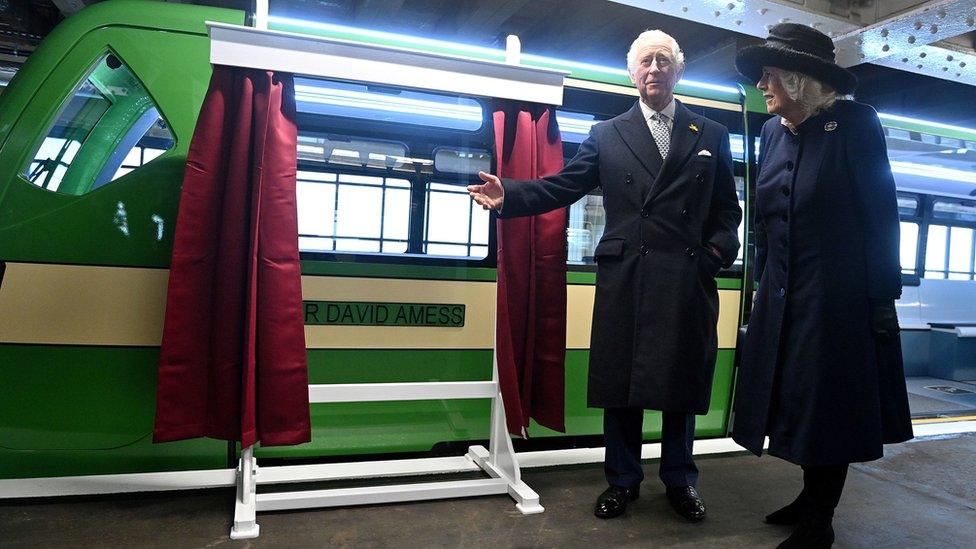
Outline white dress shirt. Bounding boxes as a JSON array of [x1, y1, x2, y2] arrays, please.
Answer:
[[638, 97, 676, 134]]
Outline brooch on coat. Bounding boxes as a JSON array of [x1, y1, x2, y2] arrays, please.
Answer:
[[825, 121, 838, 131], [689, 122, 699, 133]]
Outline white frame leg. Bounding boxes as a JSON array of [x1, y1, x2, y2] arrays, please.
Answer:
[[230, 446, 260, 539]]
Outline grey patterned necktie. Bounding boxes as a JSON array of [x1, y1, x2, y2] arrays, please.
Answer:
[[650, 112, 670, 159]]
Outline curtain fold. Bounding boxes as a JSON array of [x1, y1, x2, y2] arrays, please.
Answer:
[[153, 65, 310, 449], [493, 101, 567, 436]]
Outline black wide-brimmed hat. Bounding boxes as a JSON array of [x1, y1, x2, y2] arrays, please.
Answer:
[[735, 23, 857, 94]]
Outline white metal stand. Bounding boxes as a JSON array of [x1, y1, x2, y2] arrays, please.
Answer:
[[230, 361, 543, 539]]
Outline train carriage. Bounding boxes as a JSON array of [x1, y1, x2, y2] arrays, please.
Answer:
[[0, 0, 972, 481]]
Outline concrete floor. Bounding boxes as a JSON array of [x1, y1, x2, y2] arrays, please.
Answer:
[[2, 433, 975, 548]]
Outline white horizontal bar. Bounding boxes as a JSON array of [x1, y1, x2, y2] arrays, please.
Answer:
[[208, 22, 567, 105], [255, 478, 509, 511], [308, 381, 497, 403], [4, 421, 971, 499], [0, 468, 237, 499], [257, 455, 480, 485]]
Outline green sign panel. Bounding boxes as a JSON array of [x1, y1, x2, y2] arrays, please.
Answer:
[[304, 301, 465, 327]]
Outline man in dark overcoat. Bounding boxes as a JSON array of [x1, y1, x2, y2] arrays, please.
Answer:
[[469, 30, 741, 522]]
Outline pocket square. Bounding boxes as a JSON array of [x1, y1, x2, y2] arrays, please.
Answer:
[[697, 149, 712, 157]]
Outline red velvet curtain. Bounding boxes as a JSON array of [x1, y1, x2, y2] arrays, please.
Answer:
[[493, 102, 567, 436], [153, 66, 310, 449]]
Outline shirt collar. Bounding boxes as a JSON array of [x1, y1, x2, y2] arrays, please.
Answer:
[[780, 114, 810, 135], [639, 97, 676, 121]]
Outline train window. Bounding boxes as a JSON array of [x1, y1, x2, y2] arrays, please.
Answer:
[[729, 134, 745, 162], [294, 78, 484, 132], [23, 53, 174, 195], [925, 224, 976, 280], [294, 76, 492, 262], [735, 176, 745, 266], [297, 169, 411, 253], [433, 148, 491, 175], [932, 199, 976, 223], [947, 227, 975, 280], [424, 181, 489, 258], [897, 195, 919, 217], [0, 66, 15, 96], [567, 192, 605, 265], [298, 135, 410, 170], [556, 111, 599, 144], [900, 221, 920, 275]]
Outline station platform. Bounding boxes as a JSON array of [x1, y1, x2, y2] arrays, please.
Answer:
[[3, 426, 974, 548]]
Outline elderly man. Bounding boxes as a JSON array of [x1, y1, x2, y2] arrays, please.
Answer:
[[469, 30, 741, 521]]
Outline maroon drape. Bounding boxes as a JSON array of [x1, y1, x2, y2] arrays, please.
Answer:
[[493, 102, 567, 436], [153, 66, 310, 448]]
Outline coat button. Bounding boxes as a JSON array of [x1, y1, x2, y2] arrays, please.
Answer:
[[781, 185, 790, 196], [625, 173, 633, 184], [685, 247, 696, 257], [695, 172, 704, 184], [786, 160, 794, 171], [640, 245, 649, 256], [641, 209, 649, 218], [779, 287, 786, 297], [681, 208, 689, 217]]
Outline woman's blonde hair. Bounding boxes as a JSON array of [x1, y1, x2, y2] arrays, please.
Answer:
[[769, 67, 849, 116]]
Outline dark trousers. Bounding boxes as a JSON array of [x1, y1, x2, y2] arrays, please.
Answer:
[[603, 407, 698, 489], [801, 464, 848, 516]]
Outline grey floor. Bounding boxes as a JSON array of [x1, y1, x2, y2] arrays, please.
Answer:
[[2, 433, 975, 548], [906, 377, 976, 416]]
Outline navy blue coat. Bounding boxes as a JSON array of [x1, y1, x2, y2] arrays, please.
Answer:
[[499, 100, 741, 413], [732, 100, 913, 465]]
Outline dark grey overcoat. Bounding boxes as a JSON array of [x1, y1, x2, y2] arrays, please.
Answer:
[[500, 100, 741, 413], [732, 100, 913, 465]]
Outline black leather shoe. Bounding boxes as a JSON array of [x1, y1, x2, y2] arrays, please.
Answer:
[[766, 493, 809, 525], [666, 486, 706, 522], [776, 515, 834, 548], [593, 485, 639, 519]]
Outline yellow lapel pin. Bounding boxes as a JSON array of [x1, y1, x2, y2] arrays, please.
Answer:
[[689, 122, 699, 133]]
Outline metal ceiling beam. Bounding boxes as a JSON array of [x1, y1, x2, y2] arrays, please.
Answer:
[[608, 0, 976, 87], [833, 0, 976, 66]]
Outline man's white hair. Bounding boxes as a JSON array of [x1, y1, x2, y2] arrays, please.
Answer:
[[627, 30, 685, 73], [768, 67, 850, 116]]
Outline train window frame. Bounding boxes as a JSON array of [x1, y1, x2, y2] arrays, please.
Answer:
[[431, 146, 492, 176], [897, 191, 923, 277], [293, 77, 496, 268], [917, 195, 976, 281], [20, 50, 175, 196]]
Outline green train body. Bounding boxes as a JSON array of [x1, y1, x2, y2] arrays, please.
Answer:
[[2, 1, 967, 481]]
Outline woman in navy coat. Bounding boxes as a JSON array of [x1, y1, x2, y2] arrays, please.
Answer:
[[732, 24, 913, 548]]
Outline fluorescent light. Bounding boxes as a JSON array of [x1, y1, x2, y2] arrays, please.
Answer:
[[678, 78, 741, 95], [271, 15, 741, 97], [889, 160, 976, 184], [295, 84, 483, 122], [269, 15, 501, 58], [878, 113, 976, 137], [555, 114, 598, 135]]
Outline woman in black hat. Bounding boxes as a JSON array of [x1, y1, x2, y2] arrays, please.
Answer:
[[732, 23, 913, 548]]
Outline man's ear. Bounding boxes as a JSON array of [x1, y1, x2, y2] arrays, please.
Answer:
[[675, 64, 686, 83], [629, 70, 637, 85]]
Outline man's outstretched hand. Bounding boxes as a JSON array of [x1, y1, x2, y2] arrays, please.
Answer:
[[467, 171, 505, 211]]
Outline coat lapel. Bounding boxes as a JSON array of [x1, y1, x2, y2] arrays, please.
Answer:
[[644, 100, 703, 205], [612, 102, 664, 180]]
